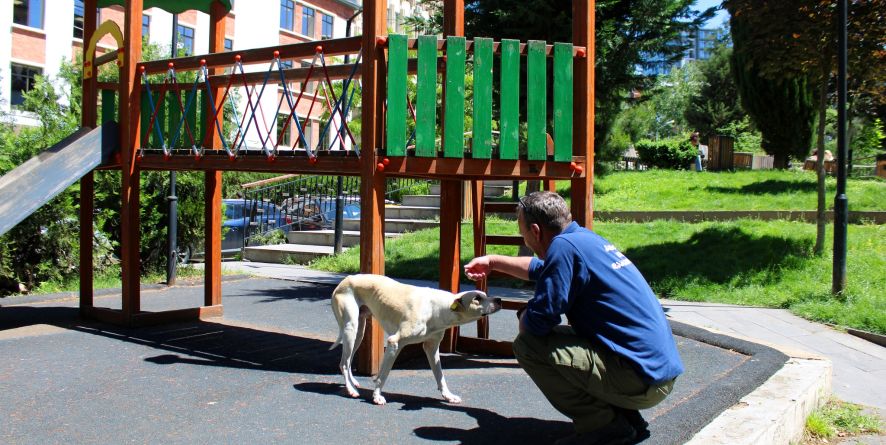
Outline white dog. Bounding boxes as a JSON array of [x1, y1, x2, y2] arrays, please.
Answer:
[[329, 274, 502, 405]]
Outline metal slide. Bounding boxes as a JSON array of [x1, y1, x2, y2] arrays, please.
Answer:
[[0, 123, 118, 236]]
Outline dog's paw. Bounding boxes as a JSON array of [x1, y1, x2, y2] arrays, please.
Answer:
[[372, 390, 387, 405], [346, 388, 360, 398], [442, 392, 462, 404]]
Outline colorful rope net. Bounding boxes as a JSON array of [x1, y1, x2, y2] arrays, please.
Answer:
[[139, 46, 361, 162]]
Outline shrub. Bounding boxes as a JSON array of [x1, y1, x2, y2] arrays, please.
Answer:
[[634, 138, 697, 169]]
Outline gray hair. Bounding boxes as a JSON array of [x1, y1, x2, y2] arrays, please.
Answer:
[[518, 191, 571, 234]]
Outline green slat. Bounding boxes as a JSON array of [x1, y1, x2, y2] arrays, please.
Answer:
[[200, 90, 209, 148], [152, 91, 164, 148], [167, 92, 181, 148], [186, 90, 198, 150], [140, 90, 151, 147], [415, 35, 437, 157], [526, 40, 546, 161], [553, 42, 574, 162], [443, 36, 465, 158], [101, 89, 115, 125], [472, 38, 493, 159], [499, 39, 520, 160], [386, 34, 408, 156]]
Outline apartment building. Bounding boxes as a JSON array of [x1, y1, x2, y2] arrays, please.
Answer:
[[638, 26, 728, 77], [2, 0, 427, 150]]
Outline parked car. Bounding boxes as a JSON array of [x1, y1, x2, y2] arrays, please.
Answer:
[[281, 197, 361, 231], [222, 198, 290, 255]]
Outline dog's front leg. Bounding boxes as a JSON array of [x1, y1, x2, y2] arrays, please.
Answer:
[[372, 334, 401, 405], [423, 333, 461, 404]]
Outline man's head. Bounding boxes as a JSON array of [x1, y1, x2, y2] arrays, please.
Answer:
[[690, 132, 700, 146], [517, 191, 572, 258]]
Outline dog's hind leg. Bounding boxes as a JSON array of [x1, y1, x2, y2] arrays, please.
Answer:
[[344, 306, 372, 392], [423, 332, 461, 404], [371, 333, 402, 405], [337, 299, 362, 398]]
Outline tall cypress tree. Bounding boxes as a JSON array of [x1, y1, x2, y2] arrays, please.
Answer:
[[684, 44, 744, 141], [730, 17, 815, 168]]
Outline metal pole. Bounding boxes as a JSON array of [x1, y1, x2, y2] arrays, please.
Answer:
[[832, 0, 848, 295], [334, 9, 363, 254], [166, 14, 180, 285]]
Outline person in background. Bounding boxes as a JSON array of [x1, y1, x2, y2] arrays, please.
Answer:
[[464, 191, 684, 445], [690, 132, 708, 172]]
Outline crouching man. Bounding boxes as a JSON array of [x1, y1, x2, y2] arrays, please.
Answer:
[[464, 191, 683, 445]]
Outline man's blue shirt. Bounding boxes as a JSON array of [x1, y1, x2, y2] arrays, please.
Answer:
[[524, 222, 684, 385]]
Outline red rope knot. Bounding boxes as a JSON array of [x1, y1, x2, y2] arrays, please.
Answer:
[[228, 154, 237, 162], [234, 54, 241, 62], [315, 45, 323, 54], [376, 162, 385, 172], [308, 156, 319, 165], [163, 153, 171, 161], [273, 50, 280, 59], [576, 49, 586, 58], [200, 59, 207, 66], [382, 158, 390, 166], [376, 36, 387, 47], [168, 62, 174, 69]]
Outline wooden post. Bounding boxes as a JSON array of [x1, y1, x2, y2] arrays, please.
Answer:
[[571, 0, 594, 228], [79, 0, 98, 314], [204, 1, 227, 307], [120, 0, 144, 320], [439, 0, 465, 352], [355, 0, 387, 376], [471, 180, 489, 338]]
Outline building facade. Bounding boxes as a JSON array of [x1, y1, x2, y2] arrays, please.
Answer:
[[639, 26, 727, 77]]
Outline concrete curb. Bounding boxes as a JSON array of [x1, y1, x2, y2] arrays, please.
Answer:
[[686, 358, 832, 445]]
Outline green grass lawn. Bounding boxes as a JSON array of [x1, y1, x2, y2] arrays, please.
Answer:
[[311, 217, 886, 335], [575, 170, 884, 211]]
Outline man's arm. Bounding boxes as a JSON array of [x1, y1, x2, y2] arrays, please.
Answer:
[[464, 255, 534, 281]]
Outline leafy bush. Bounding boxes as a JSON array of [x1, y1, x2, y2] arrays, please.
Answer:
[[634, 138, 697, 169], [852, 118, 885, 160]]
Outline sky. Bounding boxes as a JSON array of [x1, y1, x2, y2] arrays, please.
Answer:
[[692, 0, 730, 28]]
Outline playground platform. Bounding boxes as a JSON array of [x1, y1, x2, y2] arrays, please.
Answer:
[[0, 269, 839, 444]]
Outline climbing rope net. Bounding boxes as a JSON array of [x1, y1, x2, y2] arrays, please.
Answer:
[[138, 46, 361, 162]]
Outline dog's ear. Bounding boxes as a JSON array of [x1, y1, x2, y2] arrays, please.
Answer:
[[452, 291, 486, 311]]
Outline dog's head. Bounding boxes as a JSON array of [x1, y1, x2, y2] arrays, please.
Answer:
[[449, 290, 502, 321]]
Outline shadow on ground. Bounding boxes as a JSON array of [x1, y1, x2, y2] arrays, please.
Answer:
[[624, 226, 811, 288], [706, 179, 819, 195]]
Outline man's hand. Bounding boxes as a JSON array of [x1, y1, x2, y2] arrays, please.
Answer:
[[464, 256, 492, 281]]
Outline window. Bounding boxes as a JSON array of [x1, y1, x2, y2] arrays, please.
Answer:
[[10, 64, 42, 106], [277, 114, 291, 146], [73, 0, 85, 39], [280, 0, 294, 30], [142, 15, 151, 40], [224, 38, 233, 52], [280, 60, 293, 69], [301, 6, 315, 37], [176, 24, 195, 56], [321, 14, 333, 39], [301, 61, 314, 94], [14, 0, 44, 29]]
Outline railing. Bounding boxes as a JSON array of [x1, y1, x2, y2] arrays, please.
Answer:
[[136, 36, 363, 160], [237, 175, 436, 252]]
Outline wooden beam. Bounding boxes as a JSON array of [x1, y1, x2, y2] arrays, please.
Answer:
[[470, 180, 489, 339], [130, 306, 224, 327], [392, 38, 588, 58], [120, 0, 144, 320], [138, 36, 363, 74], [456, 336, 514, 357], [355, 0, 387, 377], [205, 0, 227, 308], [571, 0, 595, 228], [79, 0, 98, 315], [383, 156, 586, 180], [439, 0, 465, 354]]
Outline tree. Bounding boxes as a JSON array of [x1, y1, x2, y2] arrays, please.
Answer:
[[724, 0, 886, 256], [684, 44, 744, 140]]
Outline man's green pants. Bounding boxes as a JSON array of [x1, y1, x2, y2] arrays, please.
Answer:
[[513, 326, 675, 433]]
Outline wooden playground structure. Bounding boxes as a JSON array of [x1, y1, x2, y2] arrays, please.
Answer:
[[77, 0, 595, 375]]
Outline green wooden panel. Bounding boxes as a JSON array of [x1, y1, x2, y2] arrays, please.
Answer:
[[167, 92, 181, 148], [102, 89, 116, 125], [499, 39, 520, 160], [472, 38, 493, 159], [443, 36, 465, 158], [386, 34, 408, 156], [140, 90, 151, 147], [200, 90, 209, 147], [553, 42, 574, 162], [415, 35, 438, 157], [186, 90, 198, 149], [526, 40, 546, 161], [152, 91, 164, 148]]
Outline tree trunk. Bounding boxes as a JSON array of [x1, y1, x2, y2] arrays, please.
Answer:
[[813, 76, 828, 256], [773, 153, 789, 169]]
